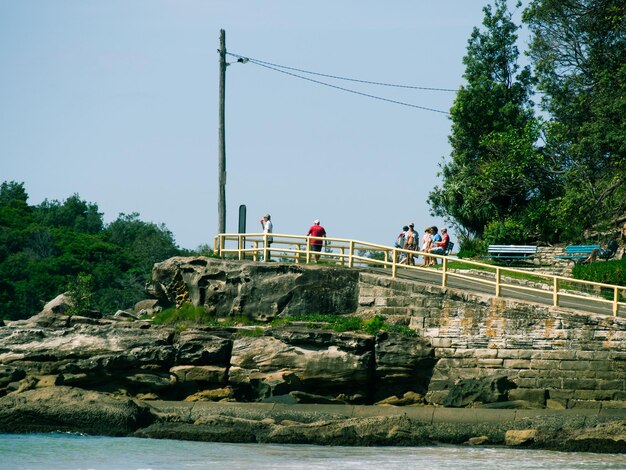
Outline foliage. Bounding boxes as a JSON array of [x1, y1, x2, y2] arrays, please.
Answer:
[[428, 0, 543, 239], [455, 230, 487, 259], [430, 0, 626, 245], [65, 273, 94, 316], [356, 249, 387, 267], [482, 218, 528, 245], [523, 0, 626, 239], [0, 182, 190, 320], [572, 259, 626, 287]]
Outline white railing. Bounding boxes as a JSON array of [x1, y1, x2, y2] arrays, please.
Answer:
[[214, 232, 626, 317]]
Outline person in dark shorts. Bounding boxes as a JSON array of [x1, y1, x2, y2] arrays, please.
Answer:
[[307, 219, 326, 262]]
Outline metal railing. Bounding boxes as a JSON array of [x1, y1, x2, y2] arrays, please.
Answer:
[[214, 232, 626, 317]]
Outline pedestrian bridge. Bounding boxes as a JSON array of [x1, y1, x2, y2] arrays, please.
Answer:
[[214, 232, 626, 318]]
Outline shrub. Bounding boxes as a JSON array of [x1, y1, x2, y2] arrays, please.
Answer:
[[483, 218, 528, 245]]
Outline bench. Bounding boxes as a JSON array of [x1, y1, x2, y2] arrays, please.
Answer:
[[555, 245, 600, 263], [483, 245, 537, 264]]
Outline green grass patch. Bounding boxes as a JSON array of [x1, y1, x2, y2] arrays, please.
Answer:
[[151, 307, 417, 337]]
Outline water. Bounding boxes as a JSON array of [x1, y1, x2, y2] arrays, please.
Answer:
[[0, 433, 624, 470]]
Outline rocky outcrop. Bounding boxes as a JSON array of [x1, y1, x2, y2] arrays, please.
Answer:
[[148, 257, 359, 320], [0, 312, 433, 404], [0, 386, 153, 435], [1, 388, 624, 451]]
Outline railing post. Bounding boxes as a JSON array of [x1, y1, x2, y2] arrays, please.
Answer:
[[306, 237, 311, 264], [495, 267, 501, 297], [253, 241, 259, 262], [219, 235, 225, 258], [348, 241, 354, 268], [442, 257, 448, 287], [614, 287, 619, 317], [392, 249, 397, 278], [553, 278, 559, 307], [263, 233, 268, 262], [214, 235, 219, 256], [238, 234, 243, 261]]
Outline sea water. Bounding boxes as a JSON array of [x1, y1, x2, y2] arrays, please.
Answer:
[[0, 433, 625, 470]]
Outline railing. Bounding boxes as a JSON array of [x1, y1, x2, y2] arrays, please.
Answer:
[[214, 232, 626, 317]]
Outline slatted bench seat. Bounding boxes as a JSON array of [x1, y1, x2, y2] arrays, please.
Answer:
[[483, 245, 537, 264], [555, 244, 601, 263]]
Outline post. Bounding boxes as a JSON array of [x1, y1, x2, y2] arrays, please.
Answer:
[[217, 29, 227, 235]]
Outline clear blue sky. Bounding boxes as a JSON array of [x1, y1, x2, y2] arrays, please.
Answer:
[[0, 1, 524, 250]]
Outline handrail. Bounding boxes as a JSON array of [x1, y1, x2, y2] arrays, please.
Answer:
[[214, 232, 625, 317]]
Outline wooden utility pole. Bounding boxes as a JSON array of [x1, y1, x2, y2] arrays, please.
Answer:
[[218, 29, 227, 235]]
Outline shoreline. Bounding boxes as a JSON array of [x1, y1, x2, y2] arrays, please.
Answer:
[[1, 388, 624, 453]]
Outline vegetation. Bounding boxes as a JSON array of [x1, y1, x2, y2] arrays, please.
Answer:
[[151, 306, 418, 337], [0, 181, 194, 321], [429, 0, 626, 247], [573, 259, 626, 288]]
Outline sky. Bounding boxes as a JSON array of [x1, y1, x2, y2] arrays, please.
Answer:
[[0, 1, 526, 251]]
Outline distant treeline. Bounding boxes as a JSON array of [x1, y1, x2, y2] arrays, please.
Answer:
[[0, 181, 208, 321]]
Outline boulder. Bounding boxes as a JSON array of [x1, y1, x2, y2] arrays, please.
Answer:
[[229, 330, 373, 401], [443, 375, 517, 407], [374, 332, 435, 401], [148, 257, 359, 321], [0, 386, 154, 435]]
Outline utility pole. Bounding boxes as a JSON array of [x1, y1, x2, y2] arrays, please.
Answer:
[[217, 29, 227, 235]]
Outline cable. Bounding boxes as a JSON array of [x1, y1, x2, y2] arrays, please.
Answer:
[[227, 52, 458, 92], [226, 53, 452, 115]]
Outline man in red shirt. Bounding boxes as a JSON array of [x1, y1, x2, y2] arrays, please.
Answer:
[[307, 219, 327, 262]]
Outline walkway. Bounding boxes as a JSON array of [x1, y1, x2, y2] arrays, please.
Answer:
[[214, 232, 626, 318]]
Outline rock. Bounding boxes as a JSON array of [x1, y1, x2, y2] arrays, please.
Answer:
[[443, 375, 517, 407], [134, 299, 162, 317], [148, 257, 359, 321], [466, 435, 490, 446], [374, 332, 435, 401], [170, 365, 227, 384], [0, 386, 153, 435], [113, 310, 140, 321], [184, 387, 234, 402], [229, 332, 373, 401], [376, 391, 424, 406], [505, 429, 538, 446], [41, 293, 72, 315]]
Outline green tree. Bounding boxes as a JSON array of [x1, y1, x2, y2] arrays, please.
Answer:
[[524, 0, 626, 238], [429, 0, 547, 241]]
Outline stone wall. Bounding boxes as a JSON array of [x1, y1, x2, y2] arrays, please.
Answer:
[[357, 273, 626, 409]]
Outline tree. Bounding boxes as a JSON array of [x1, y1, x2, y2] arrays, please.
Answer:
[[429, 0, 547, 242], [524, 0, 626, 238]]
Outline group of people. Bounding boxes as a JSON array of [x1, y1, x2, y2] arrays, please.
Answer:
[[260, 214, 451, 266], [260, 214, 327, 262], [395, 224, 450, 266]]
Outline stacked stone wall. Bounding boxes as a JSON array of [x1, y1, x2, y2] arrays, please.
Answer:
[[358, 273, 626, 408]]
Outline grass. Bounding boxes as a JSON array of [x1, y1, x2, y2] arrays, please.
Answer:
[[151, 306, 417, 337]]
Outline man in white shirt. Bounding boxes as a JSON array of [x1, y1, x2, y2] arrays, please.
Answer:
[[260, 214, 273, 260]]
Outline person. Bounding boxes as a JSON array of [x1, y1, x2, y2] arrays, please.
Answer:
[[395, 225, 409, 263], [403, 223, 418, 265], [421, 227, 433, 266], [307, 219, 326, 262], [430, 227, 450, 255], [260, 214, 273, 261]]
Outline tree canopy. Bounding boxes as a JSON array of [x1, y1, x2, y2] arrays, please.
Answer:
[[429, 0, 626, 245], [0, 182, 193, 320]]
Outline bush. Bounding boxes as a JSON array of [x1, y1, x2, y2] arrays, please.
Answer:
[[456, 233, 486, 259], [483, 218, 528, 245]]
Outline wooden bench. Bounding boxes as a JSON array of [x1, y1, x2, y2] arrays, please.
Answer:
[[555, 245, 601, 263], [483, 245, 537, 264]]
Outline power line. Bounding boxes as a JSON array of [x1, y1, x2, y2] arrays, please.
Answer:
[[226, 52, 453, 115], [227, 52, 458, 92]]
